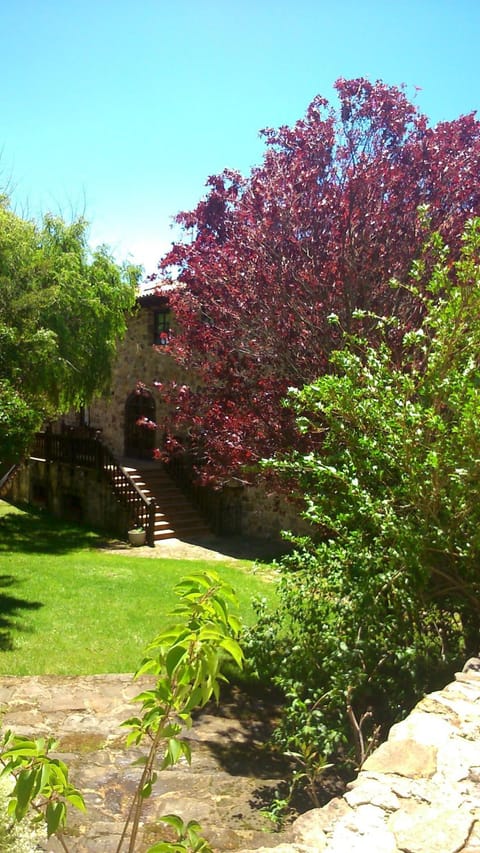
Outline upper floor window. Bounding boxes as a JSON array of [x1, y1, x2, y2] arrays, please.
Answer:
[[154, 309, 171, 345]]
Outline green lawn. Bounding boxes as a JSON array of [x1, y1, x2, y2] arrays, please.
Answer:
[[0, 501, 277, 676]]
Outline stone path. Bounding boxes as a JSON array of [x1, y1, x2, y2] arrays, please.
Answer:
[[101, 533, 286, 564], [0, 674, 289, 852], [0, 533, 294, 851]]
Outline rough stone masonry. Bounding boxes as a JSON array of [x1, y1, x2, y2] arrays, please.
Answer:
[[238, 658, 480, 853]]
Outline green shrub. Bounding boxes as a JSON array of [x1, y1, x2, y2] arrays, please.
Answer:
[[246, 218, 480, 770]]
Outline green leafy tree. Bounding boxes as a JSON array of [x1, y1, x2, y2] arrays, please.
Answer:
[[118, 570, 243, 853], [0, 198, 139, 470], [246, 218, 480, 772]]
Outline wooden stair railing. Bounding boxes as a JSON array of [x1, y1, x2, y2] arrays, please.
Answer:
[[31, 433, 156, 546], [124, 462, 212, 541], [0, 464, 20, 499]]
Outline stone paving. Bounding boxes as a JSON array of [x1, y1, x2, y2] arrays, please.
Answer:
[[237, 660, 480, 853], [2, 535, 479, 851], [0, 532, 292, 852], [0, 674, 289, 852], [4, 666, 480, 853]]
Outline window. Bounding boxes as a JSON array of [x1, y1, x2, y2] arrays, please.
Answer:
[[154, 309, 171, 345]]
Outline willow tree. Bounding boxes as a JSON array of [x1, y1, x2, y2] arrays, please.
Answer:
[[0, 200, 139, 469]]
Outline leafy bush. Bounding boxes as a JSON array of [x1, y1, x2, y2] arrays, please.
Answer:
[[245, 218, 480, 769]]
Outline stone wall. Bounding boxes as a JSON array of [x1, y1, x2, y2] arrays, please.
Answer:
[[239, 484, 312, 540], [238, 659, 480, 853], [85, 305, 186, 458], [7, 459, 129, 537]]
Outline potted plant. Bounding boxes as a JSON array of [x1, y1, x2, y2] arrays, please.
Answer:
[[128, 526, 146, 546]]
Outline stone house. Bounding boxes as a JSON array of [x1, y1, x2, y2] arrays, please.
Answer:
[[82, 289, 181, 461], [88, 288, 306, 541], [6, 288, 306, 544]]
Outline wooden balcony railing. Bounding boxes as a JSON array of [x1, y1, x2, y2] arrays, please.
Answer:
[[31, 432, 156, 545]]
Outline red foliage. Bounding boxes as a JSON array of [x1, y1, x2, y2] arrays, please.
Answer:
[[154, 78, 480, 483]]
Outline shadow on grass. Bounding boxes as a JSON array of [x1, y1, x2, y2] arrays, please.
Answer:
[[0, 575, 43, 651], [0, 502, 104, 555]]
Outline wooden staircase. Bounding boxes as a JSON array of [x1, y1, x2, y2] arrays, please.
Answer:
[[121, 461, 211, 542]]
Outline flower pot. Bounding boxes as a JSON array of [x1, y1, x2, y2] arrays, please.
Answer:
[[128, 529, 146, 546]]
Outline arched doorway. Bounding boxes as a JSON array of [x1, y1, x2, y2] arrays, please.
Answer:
[[124, 388, 157, 459]]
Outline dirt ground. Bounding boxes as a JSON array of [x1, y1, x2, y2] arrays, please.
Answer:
[[100, 534, 287, 564]]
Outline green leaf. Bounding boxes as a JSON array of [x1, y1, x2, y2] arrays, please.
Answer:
[[132, 692, 156, 705], [180, 740, 192, 765], [47, 758, 68, 787], [166, 644, 187, 676], [183, 686, 204, 713], [165, 738, 183, 766], [66, 790, 86, 811], [227, 613, 242, 635], [121, 715, 144, 728], [46, 800, 66, 836], [140, 780, 152, 798], [135, 658, 161, 678], [159, 813, 185, 832], [125, 730, 143, 747], [14, 768, 36, 820], [219, 636, 244, 668]]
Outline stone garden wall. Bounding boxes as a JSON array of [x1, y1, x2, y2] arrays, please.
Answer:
[[239, 659, 480, 853], [7, 458, 129, 537], [238, 484, 312, 541]]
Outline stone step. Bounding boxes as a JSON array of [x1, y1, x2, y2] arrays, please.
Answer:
[[121, 461, 211, 541]]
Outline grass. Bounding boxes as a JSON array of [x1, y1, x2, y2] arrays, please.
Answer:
[[0, 500, 278, 676]]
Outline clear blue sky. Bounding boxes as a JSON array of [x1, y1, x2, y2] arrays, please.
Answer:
[[2, 0, 479, 277]]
